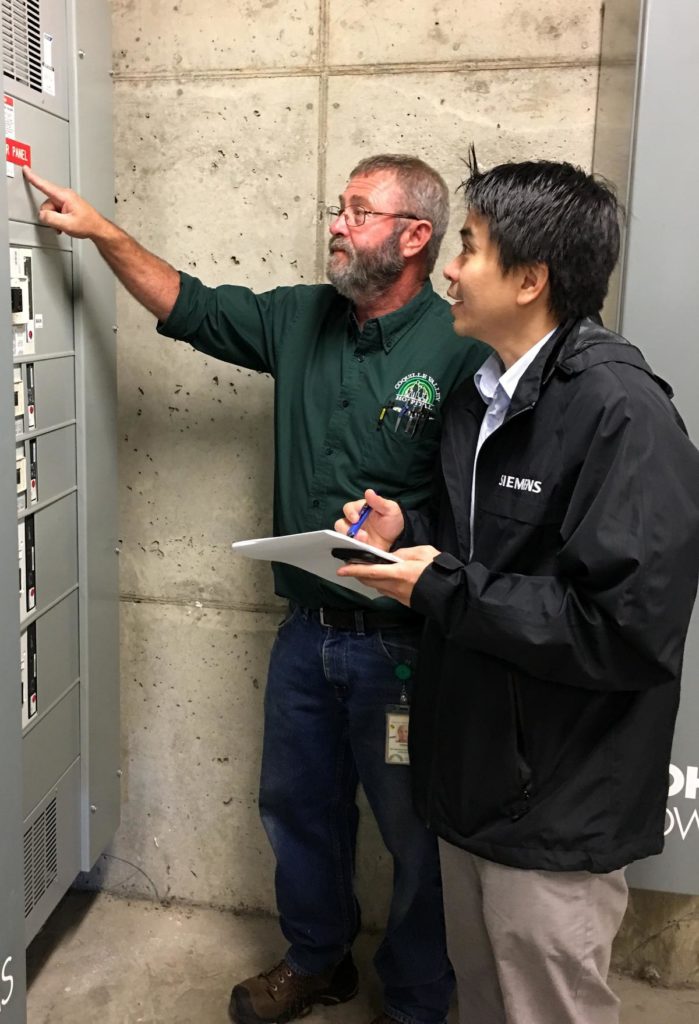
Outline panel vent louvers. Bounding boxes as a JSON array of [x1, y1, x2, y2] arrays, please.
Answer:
[[23, 796, 58, 917], [2, 0, 42, 93]]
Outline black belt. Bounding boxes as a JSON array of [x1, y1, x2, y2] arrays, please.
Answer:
[[305, 606, 419, 632]]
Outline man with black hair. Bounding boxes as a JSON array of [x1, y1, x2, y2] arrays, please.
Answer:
[[336, 152, 699, 1024]]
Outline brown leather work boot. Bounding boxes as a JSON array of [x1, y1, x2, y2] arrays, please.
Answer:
[[228, 953, 358, 1023]]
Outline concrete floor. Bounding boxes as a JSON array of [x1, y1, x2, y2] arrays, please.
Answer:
[[26, 892, 699, 1024]]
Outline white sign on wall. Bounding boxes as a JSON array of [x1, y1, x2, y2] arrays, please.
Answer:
[[0, 957, 14, 1013], [665, 764, 699, 841]]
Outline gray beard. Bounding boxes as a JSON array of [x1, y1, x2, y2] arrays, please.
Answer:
[[326, 228, 406, 304]]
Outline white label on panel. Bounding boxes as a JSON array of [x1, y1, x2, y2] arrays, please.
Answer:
[[12, 327, 25, 359], [4, 95, 15, 178], [42, 34, 56, 97], [35, 313, 43, 329], [42, 67, 56, 96], [42, 34, 54, 67]]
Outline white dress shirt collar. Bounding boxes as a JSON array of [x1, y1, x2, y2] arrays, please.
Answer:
[[474, 329, 557, 406]]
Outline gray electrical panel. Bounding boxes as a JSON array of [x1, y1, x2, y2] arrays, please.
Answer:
[[594, 0, 699, 894], [0, 2, 119, 1018]]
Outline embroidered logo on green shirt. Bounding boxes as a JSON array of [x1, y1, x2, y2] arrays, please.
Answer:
[[394, 372, 442, 406]]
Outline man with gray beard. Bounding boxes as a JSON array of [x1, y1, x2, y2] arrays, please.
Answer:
[[327, 214, 406, 302], [24, 154, 487, 1024]]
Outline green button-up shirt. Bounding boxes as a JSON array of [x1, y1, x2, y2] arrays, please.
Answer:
[[158, 272, 488, 610]]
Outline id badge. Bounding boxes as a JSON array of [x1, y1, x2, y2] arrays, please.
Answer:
[[385, 705, 410, 765]]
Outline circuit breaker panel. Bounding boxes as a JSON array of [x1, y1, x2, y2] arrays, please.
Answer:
[[593, 0, 699, 894], [0, 3, 118, 1017]]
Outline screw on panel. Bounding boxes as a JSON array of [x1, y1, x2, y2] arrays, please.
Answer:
[[78, 50, 85, 59], [90, 804, 97, 813], [117, 769, 123, 777]]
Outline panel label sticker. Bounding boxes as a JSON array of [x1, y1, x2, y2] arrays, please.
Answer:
[[6, 139, 31, 168], [42, 33, 56, 97], [4, 95, 15, 178]]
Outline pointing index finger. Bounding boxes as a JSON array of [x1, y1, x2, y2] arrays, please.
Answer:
[[22, 165, 67, 203]]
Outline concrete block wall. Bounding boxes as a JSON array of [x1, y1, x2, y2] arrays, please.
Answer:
[[79, 0, 697, 985]]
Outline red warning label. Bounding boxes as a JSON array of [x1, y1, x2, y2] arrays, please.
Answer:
[[6, 139, 31, 166]]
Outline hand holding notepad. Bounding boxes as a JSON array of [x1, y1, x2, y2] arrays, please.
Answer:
[[231, 530, 401, 601]]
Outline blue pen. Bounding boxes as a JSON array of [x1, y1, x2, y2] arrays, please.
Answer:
[[347, 503, 372, 539]]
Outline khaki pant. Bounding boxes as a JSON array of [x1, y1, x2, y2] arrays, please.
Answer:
[[438, 839, 628, 1024]]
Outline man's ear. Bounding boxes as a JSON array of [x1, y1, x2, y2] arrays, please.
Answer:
[[517, 262, 550, 307], [401, 220, 433, 261]]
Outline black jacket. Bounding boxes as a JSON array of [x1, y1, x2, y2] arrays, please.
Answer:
[[404, 318, 699, 872]]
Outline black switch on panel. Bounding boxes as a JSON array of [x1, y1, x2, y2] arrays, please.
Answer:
[[29, 438, 38, 504], [25, 515, 36, 612], [27, 622, 37, 719]]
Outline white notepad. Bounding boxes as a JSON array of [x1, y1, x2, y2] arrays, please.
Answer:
[[232, 529, 400, 600]]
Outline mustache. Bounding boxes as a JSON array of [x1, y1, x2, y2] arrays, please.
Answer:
[[329, 237, 353, 255]]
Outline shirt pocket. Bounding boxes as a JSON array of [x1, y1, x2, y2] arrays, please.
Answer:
[[475, 490, 566, 571], [360, 417, 441, 492], [478, 489, 566, 526]]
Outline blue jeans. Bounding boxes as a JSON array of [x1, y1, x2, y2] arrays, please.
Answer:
[[259, 607, 453, 1024]]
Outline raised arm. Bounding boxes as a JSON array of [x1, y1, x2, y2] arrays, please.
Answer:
[[23, 166, 180, 322]]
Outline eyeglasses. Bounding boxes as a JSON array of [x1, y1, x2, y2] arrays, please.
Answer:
[[325, 205, 422, 227]]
